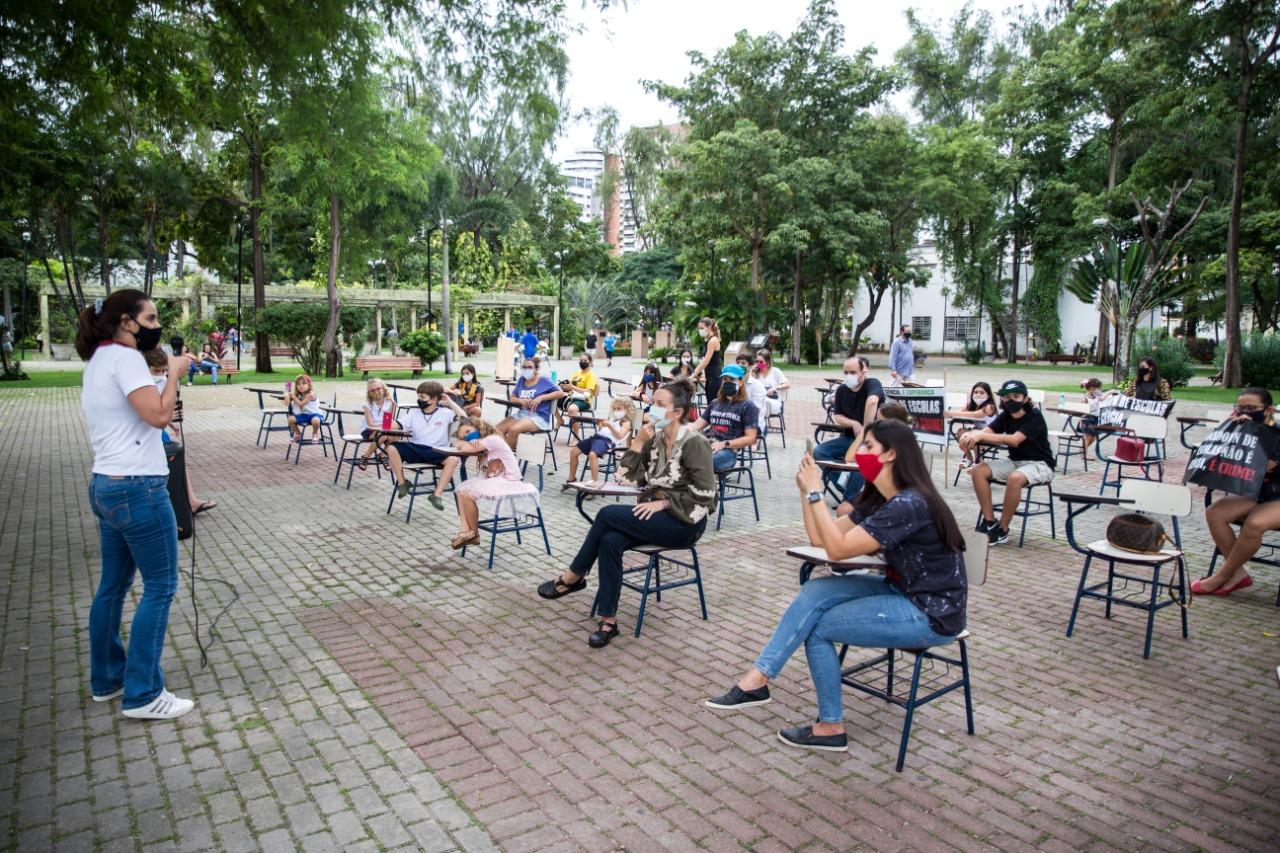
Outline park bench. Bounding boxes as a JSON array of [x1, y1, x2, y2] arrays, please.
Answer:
[[267, 345, 296, 358], [188, 357, 240, 384], [355, 355, 423, 379], [1045, 353, 1087, 365]]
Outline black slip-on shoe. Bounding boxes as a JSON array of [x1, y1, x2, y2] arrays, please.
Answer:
[[777, 725, 848, 752], [704, 684, 772, 710]]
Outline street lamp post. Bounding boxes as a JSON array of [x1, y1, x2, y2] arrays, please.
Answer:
[[20, 226, 31, 361], [441, 217, 453, 374], [424, 222, 440, 326], [554, 250, 565, 357], [235, 216, 244, 370]]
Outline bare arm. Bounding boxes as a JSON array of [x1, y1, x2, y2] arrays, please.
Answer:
[[692, 337, 719, 377], [127, 357, 183, 428]]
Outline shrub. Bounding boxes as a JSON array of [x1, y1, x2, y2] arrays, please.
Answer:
[[1131, 329, 1194, 388], [399, 330, 446, 369], [1217, 333, 1280, 388], [962, 342, 984, 365], [649, 347, 673, 363], [1184, 337, 1217, 364], [255, 302, 372, 375]]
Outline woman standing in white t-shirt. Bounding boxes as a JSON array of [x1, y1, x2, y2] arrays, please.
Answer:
[[77, 289, 194, 720]]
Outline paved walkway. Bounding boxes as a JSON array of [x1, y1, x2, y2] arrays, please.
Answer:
[[1, 375, 1277, 852]]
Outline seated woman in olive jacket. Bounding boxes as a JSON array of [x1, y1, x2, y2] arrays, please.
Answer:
[[537, 379, 717, 648]]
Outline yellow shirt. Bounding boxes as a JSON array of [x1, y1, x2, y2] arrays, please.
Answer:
[[569, 369, 598, 402]]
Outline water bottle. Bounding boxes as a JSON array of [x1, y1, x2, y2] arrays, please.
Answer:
[[551, 370, 558, 384], [1058, 393, 1066, 409], [285, 380, 292, 394]]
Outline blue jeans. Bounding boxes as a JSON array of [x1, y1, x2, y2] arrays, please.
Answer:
[[813, 434, 852, 464], [839, 470, 865, 505], [712, 448, 737, 471], [753, 575, 952, 723], [188, 360, 218, 383], [88, 474, 180, 709]]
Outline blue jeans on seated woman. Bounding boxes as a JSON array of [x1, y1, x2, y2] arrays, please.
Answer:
[[752, 574, 953, 723], [88, 474, 180, 710], [712, 448, 737, 471], [188, 359, 219, 383]]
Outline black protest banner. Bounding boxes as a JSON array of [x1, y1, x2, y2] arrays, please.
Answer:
[[884, 387, 947, 447], [1183, 418, 1278, 499], [1097, 393, 1175, 428]]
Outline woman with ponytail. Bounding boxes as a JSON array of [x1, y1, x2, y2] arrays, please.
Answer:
[[691, 316, 723, 402], [78, 289, 194, 720]]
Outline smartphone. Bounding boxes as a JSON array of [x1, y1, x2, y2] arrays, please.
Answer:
[[805, 438, 813, 456]]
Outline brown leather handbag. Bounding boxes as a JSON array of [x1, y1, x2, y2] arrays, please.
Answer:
[[1106, 513, 1170, 554]]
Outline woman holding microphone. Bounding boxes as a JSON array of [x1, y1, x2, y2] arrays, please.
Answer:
[[77, 289, 194, 720]]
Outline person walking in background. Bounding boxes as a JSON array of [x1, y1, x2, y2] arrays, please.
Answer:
[[521, 327, 539, 361], [888, 324, 915, 387], [603, 330, 617, 366]]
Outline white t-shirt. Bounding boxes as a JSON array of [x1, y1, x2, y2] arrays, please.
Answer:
[[744, 376, 769, 429], [399, 405, 455, 448], [81, 343, 168, 476], [761, 366, 788, 392]]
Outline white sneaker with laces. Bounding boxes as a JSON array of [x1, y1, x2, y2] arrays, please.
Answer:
[[121, 690, 194, 720]]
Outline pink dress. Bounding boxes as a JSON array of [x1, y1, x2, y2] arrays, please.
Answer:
[[455, 435, 541, 516]]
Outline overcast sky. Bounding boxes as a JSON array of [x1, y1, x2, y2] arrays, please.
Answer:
[[555, 0, 1017, 158]]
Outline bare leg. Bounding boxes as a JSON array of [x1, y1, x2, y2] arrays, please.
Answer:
[[971, 462, 995, 521], [386, 445, 405, 485], [1205, 495, 1255, 566], [566, 447, 581, 482], [433, 457, 460, 498], [1204, 501, 1280, 589], [589, 451, 600, 482], [503, 418, 538, 450], [288, 415, 299, 439], [457, 493, 479, 536], [999, 472, 1027, 530]]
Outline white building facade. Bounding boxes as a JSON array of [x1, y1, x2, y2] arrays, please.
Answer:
[[848, 239, 1176, 355], [558, 148, 640, 254]]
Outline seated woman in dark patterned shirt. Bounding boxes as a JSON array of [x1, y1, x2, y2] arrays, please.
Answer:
[[704, 419, 968, 753]]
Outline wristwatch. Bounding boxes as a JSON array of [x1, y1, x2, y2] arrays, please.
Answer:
[[806, 490, 824, 504]]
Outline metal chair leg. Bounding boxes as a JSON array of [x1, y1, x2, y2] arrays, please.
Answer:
[[895, 653, 926, 772], [959, 639, 975, 735], [633, 555, 659, 638], [1066, 555, 1093, 637]]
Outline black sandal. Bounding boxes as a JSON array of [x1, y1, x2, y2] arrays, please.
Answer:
[[537, 576, 586, 599], [588, 620, 620, 648]]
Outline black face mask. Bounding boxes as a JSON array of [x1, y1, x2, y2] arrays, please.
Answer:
[[1002, 398, 1026, 414], [579, 361, 589, 369], [722, 382, 739, 398], [418, 399, 435, 411], [1138, 370, 1151, 380], [903, 332, 912, 340], [134, 324, 163, 352], [1241, 409, 1267, 423]]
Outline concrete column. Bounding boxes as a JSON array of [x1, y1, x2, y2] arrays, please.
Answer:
[[409, 306, 417, 332], [463, 312, 471, 344], [39, 293, 49, 355], [199, 293, 209, 319], [182, 298, 190, 322], [503, 307, 511, 332], [374, 305, 382, 353]]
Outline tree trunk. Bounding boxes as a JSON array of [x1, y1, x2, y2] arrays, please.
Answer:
[[1113, 319, 1135, 385], [1221, 62, 1250, 387], [1007, 180, 1021, 364], [175, 239, 186, 279], [98, 188, 110, 291], [789, 250, 803, 364], [750, 239, 760, 292], [853, 279, 888, 344], [323, 194, 342, 378], [142, 202, 157, 297], [250, 138, 272, 373]]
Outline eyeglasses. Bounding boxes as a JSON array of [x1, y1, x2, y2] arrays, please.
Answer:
[[1235, 404, 1265, 413]]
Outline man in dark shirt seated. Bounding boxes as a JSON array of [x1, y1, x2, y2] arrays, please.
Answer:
[[958, 379, 1056, 546], [814, 356, 883, 464]]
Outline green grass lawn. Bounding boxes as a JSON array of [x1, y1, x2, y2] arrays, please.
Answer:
[[0, 368, 452, 390]]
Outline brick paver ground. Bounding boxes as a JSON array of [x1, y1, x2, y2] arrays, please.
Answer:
[[2, 363, 1278, 852]]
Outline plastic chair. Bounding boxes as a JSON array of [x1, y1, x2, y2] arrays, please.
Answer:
[[591, 543, 707, 638], [517, 432, 552, 491], [833, 530, 988, 772], [766, 388, 788, 447], [715, 461, 759, 531], [461, 494, 550, 571], [1059, 480, 1191, 659], [387, 460, 449, 523], [284, 395, 337, 465], [1096, 413, 1168, 495]]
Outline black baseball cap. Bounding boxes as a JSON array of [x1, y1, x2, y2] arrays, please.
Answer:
[[997, 379, 1029, 396]]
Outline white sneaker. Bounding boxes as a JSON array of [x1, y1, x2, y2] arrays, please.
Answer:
[[121, 690, 194, 720], [91, 687, 123, 703]]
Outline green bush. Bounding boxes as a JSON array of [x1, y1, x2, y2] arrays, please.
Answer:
[[1131, 329, 1194, 388], [649, 347, 673, 363], [255, 302, 372, 375], [399, 330, 446, 369], [1184, 337, 1217, 364], [1217, 333, 1280, 388], [962, 342, 984, 365]]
